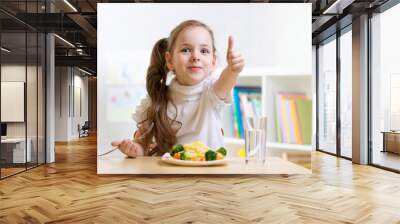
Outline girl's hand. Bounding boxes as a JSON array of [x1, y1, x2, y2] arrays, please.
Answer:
[[213, 36, 244, 99], [226, 36, 244, 74], [111, 139, 145, 157]]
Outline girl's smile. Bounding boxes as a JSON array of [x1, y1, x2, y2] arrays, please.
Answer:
[[187, 66, 202, 73]]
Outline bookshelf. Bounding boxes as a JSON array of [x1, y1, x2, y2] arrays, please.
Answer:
[[224, 137, 312, 151], [222, 74, 313, 151]]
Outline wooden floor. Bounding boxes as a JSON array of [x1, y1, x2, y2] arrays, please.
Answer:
[[1, 135, 400, 223], [372, 151, 400, 171], [1, 167, 26, 178]]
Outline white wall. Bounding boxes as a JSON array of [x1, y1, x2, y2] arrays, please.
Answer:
[[1, 65, 26, 139], [97, 3, 312, 154], [1, 64, 46, 163], [55, 67, 89, 141], [55, 67, 69, 141], [98, 3, 312, 77], [72, 73, 89, 138], [1, 65, 34, 137]]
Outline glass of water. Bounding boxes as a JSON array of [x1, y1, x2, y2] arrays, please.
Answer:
[[245, 129, 266, 164], [255, 116, 267, 136]]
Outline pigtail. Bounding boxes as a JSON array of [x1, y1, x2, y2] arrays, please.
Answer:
[[136, 38, 180, 155]]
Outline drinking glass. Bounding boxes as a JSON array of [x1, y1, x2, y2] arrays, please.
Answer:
[[245, 129, 266, 164]]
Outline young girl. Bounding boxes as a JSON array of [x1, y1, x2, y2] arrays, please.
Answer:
[[111, 20, 244, 157]]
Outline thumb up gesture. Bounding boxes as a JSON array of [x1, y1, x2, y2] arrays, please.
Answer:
[[226, 36, 244, 74]]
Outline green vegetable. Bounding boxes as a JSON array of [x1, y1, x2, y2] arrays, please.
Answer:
[[170, 144, 184, 156], [205, 150, 217, 161], [180, 151, 191, 160], [216, 147, 227, 156]]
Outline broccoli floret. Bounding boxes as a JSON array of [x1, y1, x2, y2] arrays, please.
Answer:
[[170, 144, 184, 156], [205, 150, 217, 161], [180, 151, 191, 160], [216, 147, 227, 156]]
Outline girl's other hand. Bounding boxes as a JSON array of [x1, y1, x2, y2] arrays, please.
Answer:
[[226, 36, 244, 74], [111, 139, 145, 157]]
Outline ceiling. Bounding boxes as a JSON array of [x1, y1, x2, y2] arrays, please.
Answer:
[[0, 0, 391, 75]]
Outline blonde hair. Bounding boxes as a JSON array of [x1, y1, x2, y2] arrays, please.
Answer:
[[136, 20, 216, 156]]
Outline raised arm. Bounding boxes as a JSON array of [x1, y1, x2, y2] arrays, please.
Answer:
[[213, 36, 245, 99]]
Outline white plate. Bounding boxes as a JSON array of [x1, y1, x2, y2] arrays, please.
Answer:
[[161, 153, 228, 166]]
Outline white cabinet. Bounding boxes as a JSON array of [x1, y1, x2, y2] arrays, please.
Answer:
[[1, 138, 32, 163], [223, 74, 314, 151]]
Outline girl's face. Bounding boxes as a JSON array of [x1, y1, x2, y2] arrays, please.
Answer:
[[166, 26, 216, 86]]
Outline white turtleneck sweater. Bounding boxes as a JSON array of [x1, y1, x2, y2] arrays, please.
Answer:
[[132, 76, 231, 149]]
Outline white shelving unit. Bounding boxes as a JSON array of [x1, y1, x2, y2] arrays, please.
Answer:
[[222, 74, 314, 151], [224, 137, 312, 151]]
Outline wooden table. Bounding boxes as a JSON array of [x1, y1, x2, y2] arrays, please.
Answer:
[[97, 156, 311, 175]]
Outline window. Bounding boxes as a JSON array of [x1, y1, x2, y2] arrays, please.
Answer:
[[371, 2, 400, 171], [340, 28, 352, 158], [318, 36, 337, 154]]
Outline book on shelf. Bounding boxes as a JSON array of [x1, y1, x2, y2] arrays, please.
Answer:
[[274, 92, 312, 145], [231, 86, 262, 138]]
